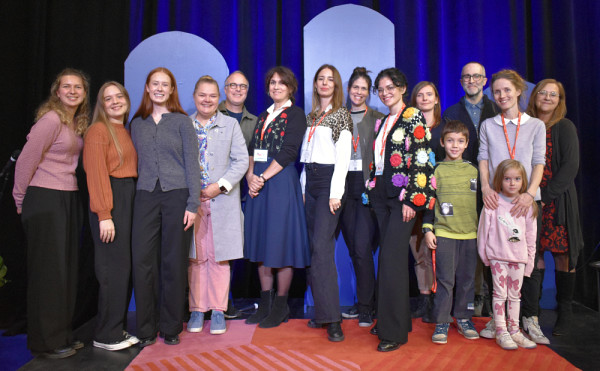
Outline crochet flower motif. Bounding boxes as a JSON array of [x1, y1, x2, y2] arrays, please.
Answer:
[[416, 149, 429, 166], [430, 174, 437, 190], [406, 155, 412, 169], [402, 107, 417, 120], [399, 188, 407, 201], [392, 173, 409, 188], [361, 192, 369, 205], [429, 152, 436, 167], [365, 178, 376, 190], [369, 161, 373, 171], [428, 197, 436, 210], [390, 151, 403, 168], [415, 172, 427, 188], [411, 192, 426, 207], [391, 128, 405, 143], [425, 127, 432, 141], [374, 119, 382, 132], [405, 136, 411, 151], [414, 125, 425, 141]]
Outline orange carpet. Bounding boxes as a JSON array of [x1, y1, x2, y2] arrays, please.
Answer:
[[127, 318, 577, 370]]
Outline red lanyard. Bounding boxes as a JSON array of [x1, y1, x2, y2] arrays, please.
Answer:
[[308, 110, 329, 143], [501, 112, 521, 159], [379, 105, 403, 156], [261, 106, 288, 141], [351, 107, 368, 153]]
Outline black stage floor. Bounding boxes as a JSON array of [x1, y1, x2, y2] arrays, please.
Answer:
[[3, 299, 599, 371]]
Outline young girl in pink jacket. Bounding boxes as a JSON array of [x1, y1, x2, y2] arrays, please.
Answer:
[[478, 159, 538, 350]]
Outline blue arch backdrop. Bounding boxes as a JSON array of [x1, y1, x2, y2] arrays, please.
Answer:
[[125, 0, 600, 309]]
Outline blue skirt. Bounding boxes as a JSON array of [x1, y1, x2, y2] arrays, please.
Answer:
[[244, 159, 310, 268]]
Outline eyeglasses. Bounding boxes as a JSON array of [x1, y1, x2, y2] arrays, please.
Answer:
[[537, 90, 560, 98], [461, 74, 485, 82], [225, 83, 248, 91], [374, 84, 397, 95]]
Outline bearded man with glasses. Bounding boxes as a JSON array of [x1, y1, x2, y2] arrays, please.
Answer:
[[219, 71, 258, 149]]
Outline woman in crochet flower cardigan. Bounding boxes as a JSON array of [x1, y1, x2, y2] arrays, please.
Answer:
[[364, 68, 436, 352]]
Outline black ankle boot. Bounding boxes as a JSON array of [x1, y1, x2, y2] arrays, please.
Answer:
[[553, 271, 575, 336], [259, 295, 289, 328], [245, 289, 274, 325], [411, 293, 430, 319]]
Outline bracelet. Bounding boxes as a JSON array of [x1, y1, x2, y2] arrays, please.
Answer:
[[525, 192, 535, 199]]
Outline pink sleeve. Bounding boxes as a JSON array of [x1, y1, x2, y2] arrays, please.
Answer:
[[13, 113, 61, 209], [523, 207, 537, 277], [477, 208, 491, 266]]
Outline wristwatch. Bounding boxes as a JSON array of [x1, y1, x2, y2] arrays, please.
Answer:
[[259, 173, 267, 182], [422, 227, 433, 234], [219, 184, 227, 193]]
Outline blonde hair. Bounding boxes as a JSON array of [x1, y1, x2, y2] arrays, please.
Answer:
[[88, 81, 131, 167], [492, 159, 538, 218], [36, 68, 91, 135], [491, 69, 527, 111]]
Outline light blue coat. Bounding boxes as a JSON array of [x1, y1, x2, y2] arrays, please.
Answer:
[[190, 111, 249, 261]]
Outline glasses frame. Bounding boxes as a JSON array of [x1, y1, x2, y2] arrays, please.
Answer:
[[225, 82, 248, 91], [461, 74, 485, 82]]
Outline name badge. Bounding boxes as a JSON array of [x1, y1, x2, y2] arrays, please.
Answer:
[[349, 159, 362, 172], [375, 162, 384, 176], [254, 149, 268, 162]]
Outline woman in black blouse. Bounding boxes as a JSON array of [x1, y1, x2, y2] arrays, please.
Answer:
[[301, 64, 352, 342], [244, 66, 310, 328], [526, 79, 583, 336]]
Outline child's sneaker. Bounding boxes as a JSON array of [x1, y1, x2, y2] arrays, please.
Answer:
[[456, 319, 479, 339], [496, 331, 518, 350], [432, 323, 450, 344], [210, 311, 227, 335], [187, 311, 204, 332], [522, 316, 550, 344], [480, 318, 495, 339], [510, 331, 537, 349]]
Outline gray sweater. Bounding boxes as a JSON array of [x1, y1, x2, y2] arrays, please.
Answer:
[[478, 113, 546, 199], [130, 112, 201, 212]]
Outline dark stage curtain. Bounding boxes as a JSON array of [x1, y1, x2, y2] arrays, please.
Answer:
[[1, 1, 599, 322]]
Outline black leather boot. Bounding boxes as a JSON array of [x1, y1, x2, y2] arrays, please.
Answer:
[[553, 271, 575, 336], [259, 295, 289, 328], [245, 289, 274, 324]]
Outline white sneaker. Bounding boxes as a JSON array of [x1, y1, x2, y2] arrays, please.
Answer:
[[511, 331, 537, 349], [93, 338, 133, 351], [480, 319, 496, 339], [522, 316, 550, 344], [496, 331, 518, 350], [123, 331, 140, 345]]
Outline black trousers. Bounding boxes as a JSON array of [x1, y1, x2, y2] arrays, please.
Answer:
[[520, 200, 544, 317], [132, 181, 192, 339], [305, 164, 342, 323], [89, 177, 135, 343], [21, 187, 82, 352], [370, 181, 414, 344], [339, 171, 378, 314]]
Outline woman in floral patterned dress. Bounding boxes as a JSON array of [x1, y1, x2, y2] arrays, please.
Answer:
[[244, 66, 310, 328], [364, 68, 436, 352], [526, 79, 583, 336]]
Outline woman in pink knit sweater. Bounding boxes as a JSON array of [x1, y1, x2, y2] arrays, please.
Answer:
[[13, 68, 90, 359]]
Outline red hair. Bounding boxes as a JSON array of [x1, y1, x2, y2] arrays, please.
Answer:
[[133, 67, 187, 119]]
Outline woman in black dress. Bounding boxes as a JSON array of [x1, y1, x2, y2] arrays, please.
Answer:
[[526, 79, 583, 336]]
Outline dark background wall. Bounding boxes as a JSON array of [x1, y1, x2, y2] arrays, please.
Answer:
[[1, 0, 599, 326]]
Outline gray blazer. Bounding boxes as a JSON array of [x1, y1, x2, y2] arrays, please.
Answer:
[[191, 111, 249, 261], [357, 107, 385, 182]]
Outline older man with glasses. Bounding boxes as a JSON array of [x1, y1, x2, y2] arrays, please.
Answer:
[[219, 71, 258, 149], [440, 62, 498, 164]]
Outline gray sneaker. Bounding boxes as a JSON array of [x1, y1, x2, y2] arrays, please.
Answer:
[[480, 318, 496, 339], [496, 331, 518, 350], [522, 316, 550, 344], [210, 311, 226, 335]]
